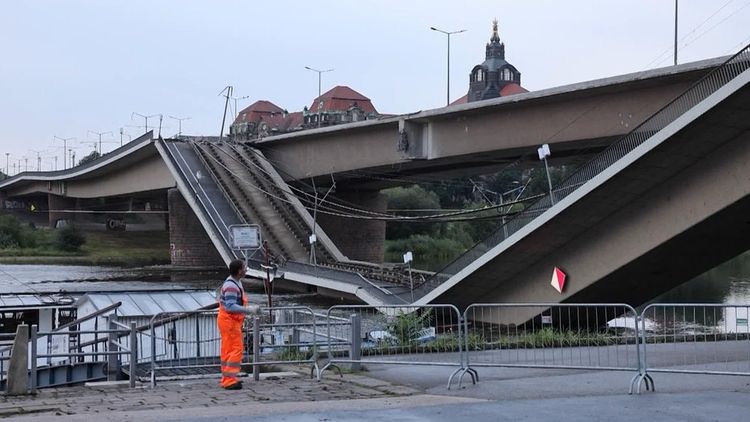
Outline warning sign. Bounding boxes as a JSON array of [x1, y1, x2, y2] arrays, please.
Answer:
[[550, 267, 566, 293]]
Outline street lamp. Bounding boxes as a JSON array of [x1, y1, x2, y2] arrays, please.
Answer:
[[230, 95, 250, 119], [29, 149, 44, 172], [88, 130, 113, 155], [168, 116, 191, 137], [53, 136, 75, 169], [537, 143, 554, 205], [4, 152, 8, 179], [119, 128, 132, 147], [131, 112, 161, 135], [430, 26, 466, 106], [403, 251, 415, 302], [304, 66, 334, 128]]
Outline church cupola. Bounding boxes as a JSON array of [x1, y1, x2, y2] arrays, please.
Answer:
[[464, 19, 527, 103], [485, 19, 505, 60]]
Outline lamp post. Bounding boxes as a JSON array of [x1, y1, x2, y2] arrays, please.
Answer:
[[537, 143, 554, 205], [304, 66, 334, 128], [54, 136, 75, 169], [119, 128, 132, 147], [29, 150, 44, 172], [229, 95, 250, 119], [4, 153, 8, 179], [430, 26, 466, 106], [168, 116, 191, 137], [403, 251, 414, 303], [88, 130, 113, 155], [131, 112, 160, 135]]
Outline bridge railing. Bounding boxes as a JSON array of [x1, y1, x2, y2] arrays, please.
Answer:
[[425, 44, 750, 287]]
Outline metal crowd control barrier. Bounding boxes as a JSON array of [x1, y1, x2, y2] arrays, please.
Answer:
[[319, 304, 468, 389], [250, 306, 321, 381], [149, 306, 320, 387], [463, 303, 642, 391], [636, 303, 750, 394], [149, 309, 221, 387]]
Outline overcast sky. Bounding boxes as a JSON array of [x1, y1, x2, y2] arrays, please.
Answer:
[[1, 0, 748, 173]]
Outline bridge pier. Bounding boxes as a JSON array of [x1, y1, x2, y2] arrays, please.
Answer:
[[317, 190, 386, 263], [0, 190, 6, 210], [47, 194, 77, 228], [167, 188, 224, 268]]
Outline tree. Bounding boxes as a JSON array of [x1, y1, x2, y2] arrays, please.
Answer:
[[78, 151, 101, 166], [383, 185, 441, 239]]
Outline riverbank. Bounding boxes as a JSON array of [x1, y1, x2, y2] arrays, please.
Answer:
[[0, 231, 171, 267]]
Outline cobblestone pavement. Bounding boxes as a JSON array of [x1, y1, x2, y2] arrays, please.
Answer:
[[0, 371, 422, 419]]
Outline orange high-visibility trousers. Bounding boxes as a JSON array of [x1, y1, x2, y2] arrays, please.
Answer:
[[218, 313, 244, 388]]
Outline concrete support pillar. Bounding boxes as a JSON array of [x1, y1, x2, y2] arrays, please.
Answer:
[[47, 194, 76, 228], [0, 191, 7, 210], [6, 324, 29, 395], [167, 188, 224, 267], [316, 190, 386, 263]]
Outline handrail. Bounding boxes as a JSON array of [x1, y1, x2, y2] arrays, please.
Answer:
[[425, 44, 750, 288]]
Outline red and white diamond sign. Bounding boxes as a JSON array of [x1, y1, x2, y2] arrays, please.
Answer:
[[550, 267, 566, 293]]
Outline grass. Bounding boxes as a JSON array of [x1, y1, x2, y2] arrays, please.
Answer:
[[0, 230, 171, 266]]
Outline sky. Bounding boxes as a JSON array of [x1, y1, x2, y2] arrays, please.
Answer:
[[1, 0, 749, 174]]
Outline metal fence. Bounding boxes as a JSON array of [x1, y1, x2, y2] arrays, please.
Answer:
[[319, 304, 467, 388], [463, 303, 642, 390], [636, 303, 750, 393], [149, 309, 221, 386], [148, 306, 322, 387], [249, 306, 321, 381]]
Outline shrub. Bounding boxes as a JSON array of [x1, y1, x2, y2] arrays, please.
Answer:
[[0, 215, 38, 249], [55, 225, 86, 252]]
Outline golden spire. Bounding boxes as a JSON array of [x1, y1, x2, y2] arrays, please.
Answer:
[[490, 18, 500, 42]]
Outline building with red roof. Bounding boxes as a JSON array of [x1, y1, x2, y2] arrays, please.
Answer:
[[303, 85, 378, 128], [230, 86, 379, 140]]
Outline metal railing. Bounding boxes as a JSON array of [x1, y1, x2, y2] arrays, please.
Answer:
[[635, 303, 750, 394], [426, 44, 750, 287], [319, 304, 467, 388], [463, 303, 642, 390], [29, 318, 138, 393], [249, 306, 321, 381], [149, 309, 221, 387]]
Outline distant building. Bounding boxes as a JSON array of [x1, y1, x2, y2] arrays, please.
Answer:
[[230, 86, 380, 140], [230, 100, 303, 140], [452, 19, 528, 105], [303, 86, 379, 128]]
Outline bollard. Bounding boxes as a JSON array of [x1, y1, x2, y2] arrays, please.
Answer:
[[349, 314, 361, 372], [6, 324, 29, 395], [129, 322, 137, 388], [150, 320, 157, 388], [30, 325, 37, 394], [106, 316, 120, 381], [252, 316, 260, 381]]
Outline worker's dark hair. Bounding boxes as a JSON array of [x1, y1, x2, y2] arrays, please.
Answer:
[[228, 259, 245, 277]]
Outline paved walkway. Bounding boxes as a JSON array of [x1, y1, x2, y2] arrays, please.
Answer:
[[2, 366, 750, 421], [0, 371, 423, 420]]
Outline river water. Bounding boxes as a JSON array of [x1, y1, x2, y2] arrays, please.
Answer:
[[1, 251, 750, 308]]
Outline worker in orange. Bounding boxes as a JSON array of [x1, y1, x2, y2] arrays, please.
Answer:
[[218, 259, 259, 390]]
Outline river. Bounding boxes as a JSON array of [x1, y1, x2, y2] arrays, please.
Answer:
[[1, 251, 750, 308]]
